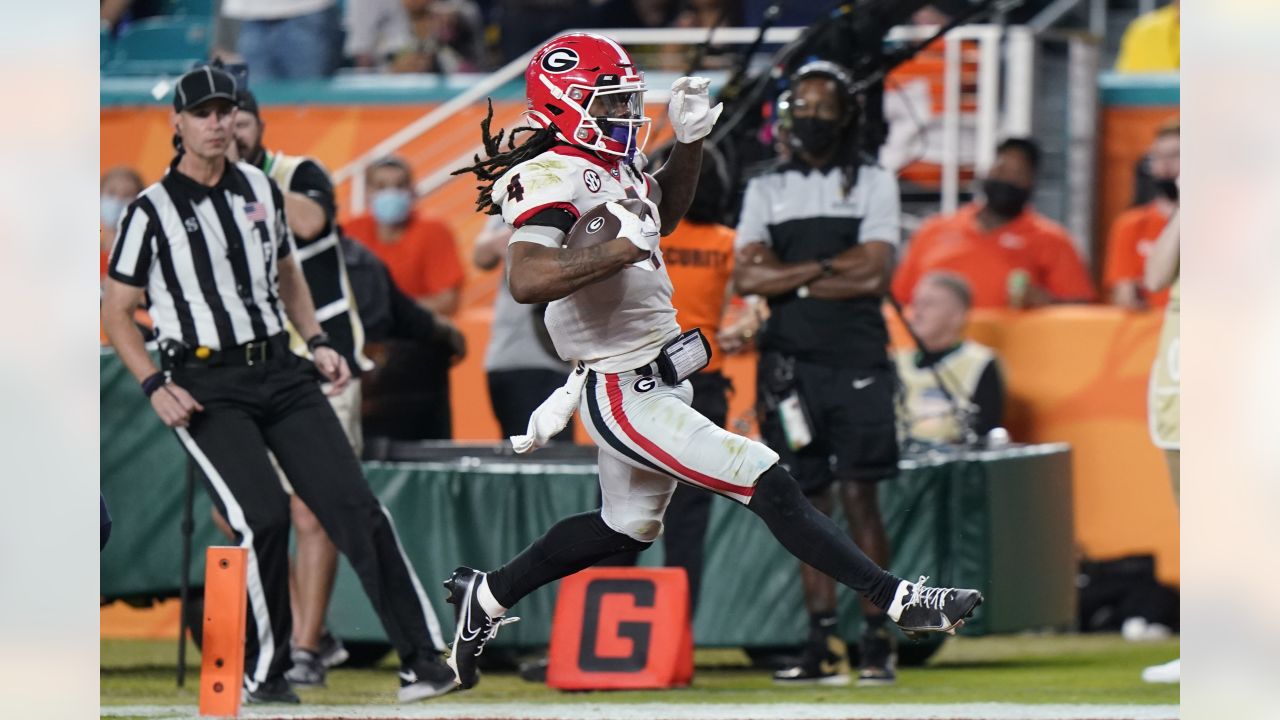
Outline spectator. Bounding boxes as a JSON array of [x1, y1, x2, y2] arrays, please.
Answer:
[[892, 138, 1095, 309], [472, 215, 574, 440], [1115, 0, 1179, 73], [100, 167, 144, 279], [668, 0, 742, 71], [345, 157, 465, 316], [496, 0, 581, 63], [895, 272, 1005, 444], [221, 0, 340, 80], [389, 0, 485, 74], [346, 157, 464, 441], [1104, 122, 1179, 310], [344, 0, 414, 69]]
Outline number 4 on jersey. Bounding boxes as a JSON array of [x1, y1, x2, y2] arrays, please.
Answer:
[[507, 173, 525, 202]]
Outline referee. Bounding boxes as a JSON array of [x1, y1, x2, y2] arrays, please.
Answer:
[[100, 65, 455, 704], [733, 61, 903, 687]]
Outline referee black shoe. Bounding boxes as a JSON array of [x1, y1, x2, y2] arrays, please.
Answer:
[[243, 676, 300, 705], [397, 655, 457, 702], [443, 566, 519, 690], [890, 575, 983, 640]]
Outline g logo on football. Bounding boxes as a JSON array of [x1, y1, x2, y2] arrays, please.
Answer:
[[583, 169, 602, 193], [585, 217, 606, 234], [634, 377, 656, 393], [541, 48, 579, 74]]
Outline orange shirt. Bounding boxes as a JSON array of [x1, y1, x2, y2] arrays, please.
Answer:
[[344, 212, 464, 299], [662, 221, 735, 373], [892, 203, 1095, 309], [1103, 202, 1172, 309]]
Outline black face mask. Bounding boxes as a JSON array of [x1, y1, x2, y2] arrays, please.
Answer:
[[1154, 178, 1179, 202], [790, 117, 842, 157], [982, 179, 1031, 218]]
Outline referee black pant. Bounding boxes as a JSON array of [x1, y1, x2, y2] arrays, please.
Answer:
[[171, 349, 443, 688]]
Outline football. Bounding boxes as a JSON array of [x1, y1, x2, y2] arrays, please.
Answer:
[[564, 198, 654, 249]]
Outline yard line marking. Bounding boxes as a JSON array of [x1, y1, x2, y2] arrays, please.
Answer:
[[102, 702, 1179, 720]]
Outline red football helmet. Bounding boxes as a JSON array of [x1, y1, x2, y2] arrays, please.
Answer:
[[525, 32, 650, 160]]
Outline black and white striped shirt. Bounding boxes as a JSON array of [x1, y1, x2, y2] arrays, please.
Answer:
[[108, 157, 294, 350]]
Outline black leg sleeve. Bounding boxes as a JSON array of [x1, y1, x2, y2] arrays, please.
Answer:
[[486, 511, 652, 609], [745, 465, 902, 611]]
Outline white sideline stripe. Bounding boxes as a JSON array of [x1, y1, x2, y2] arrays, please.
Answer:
[[102, 702, 1179, 719], [174, 427, 276, 690], [380, 504, 446, 651]]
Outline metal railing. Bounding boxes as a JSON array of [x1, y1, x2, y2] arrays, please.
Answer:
[[332, 24, 1034, 216]]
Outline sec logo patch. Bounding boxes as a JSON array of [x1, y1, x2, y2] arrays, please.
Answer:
[[633, 377, 656, 393], [583, 169, 602, 193]]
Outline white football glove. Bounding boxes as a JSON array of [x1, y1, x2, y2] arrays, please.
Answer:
[[604, 201, 661, 270], [668, 76, 723, 144]]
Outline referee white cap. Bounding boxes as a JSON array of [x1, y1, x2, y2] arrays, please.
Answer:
[[172, 65, 238, 113]]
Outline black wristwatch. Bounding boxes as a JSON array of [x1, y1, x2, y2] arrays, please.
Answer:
[[306, 332, 334, 353], [819, 257, 835, 278]]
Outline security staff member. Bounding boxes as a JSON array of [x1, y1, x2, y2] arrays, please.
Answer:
[[733, 61, 902, 687], [100, 65, 455, 705], [228, 88, 373, 687]]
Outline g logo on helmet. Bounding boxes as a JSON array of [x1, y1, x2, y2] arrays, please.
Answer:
[[541, 48, 579, 74], [585, 217, 606, 234]]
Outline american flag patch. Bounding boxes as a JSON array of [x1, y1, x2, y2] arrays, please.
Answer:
[[244, 202, 267, 222]]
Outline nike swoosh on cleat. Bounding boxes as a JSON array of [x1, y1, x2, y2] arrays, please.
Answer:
[[399, 671, 417, 683]]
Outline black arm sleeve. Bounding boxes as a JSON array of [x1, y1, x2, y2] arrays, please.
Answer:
[[971, 359, 1006, 436], [288, 160, 337, 241]]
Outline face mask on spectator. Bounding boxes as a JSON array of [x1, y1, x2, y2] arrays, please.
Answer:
[[1154, 177, 1179, 202], [790, 117, 841, 157], [981, 179, 1031, 218], [101, 195, 128, 228], [371, 189, 413, 225]]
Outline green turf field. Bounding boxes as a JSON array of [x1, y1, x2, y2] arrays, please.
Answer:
[[102, 633, 1178, 711]]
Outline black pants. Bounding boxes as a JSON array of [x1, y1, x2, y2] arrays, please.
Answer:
[[487, 368, 575, 441], [171, 351, 442, 687], [599, 371, 728, 612]]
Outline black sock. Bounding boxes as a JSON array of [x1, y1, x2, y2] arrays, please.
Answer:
[[864, 611, 889, 633], [485, 511, 652, 609], [746, 465, 902, 612], [809, 611, 839, 643]]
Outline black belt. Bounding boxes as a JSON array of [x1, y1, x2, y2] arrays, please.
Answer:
[[161, 334, 290, 369]]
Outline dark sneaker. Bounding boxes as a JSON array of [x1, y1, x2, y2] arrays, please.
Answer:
[[284, 648, 325, 687], [518, 655, 549, 683], [892, 575, 983, 640], [443, 567, 519, 690], [317, 631, 350, 669], [397, 655, 458, 702], [856, 624, 898, 687], [243, 676, 300, 704], [772, 635, 851, 686]]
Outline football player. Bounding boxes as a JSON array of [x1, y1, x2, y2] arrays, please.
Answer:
[[445, 32, 982, 689]]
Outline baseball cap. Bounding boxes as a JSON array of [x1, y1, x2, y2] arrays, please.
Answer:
[[236, 88, 260, 119], [172, 65, 238, 113]]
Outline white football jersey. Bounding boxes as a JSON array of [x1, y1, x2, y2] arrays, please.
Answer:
[[494, 145, 681, 373]]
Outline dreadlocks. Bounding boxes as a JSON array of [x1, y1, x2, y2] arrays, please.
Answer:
[[452, 99, 560, 215]]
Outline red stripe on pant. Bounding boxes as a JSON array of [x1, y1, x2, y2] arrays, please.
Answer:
[[603, 373, 754, 499]]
